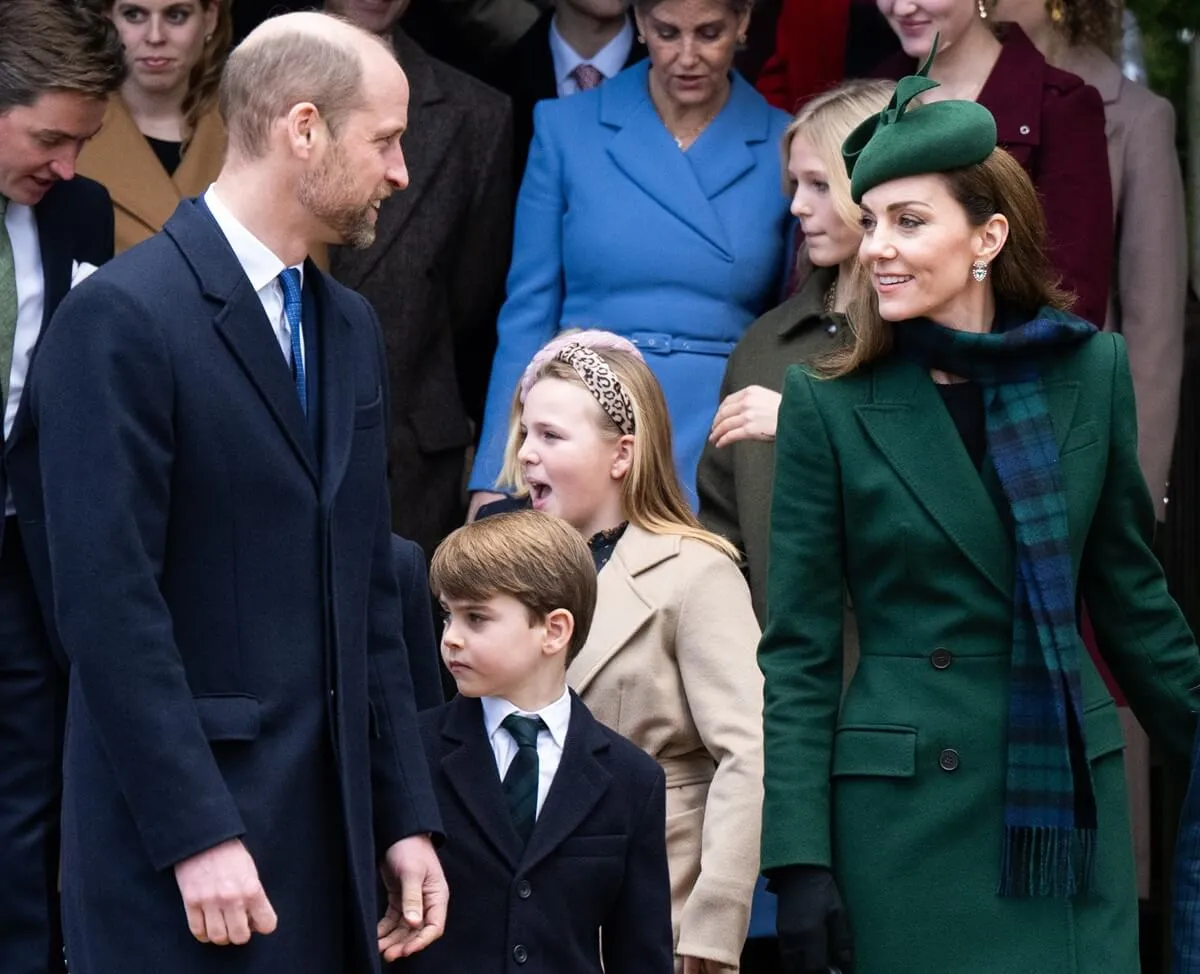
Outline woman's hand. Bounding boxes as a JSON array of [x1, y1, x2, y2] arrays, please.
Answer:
[[775, 866, 854, 974], [708, 385, 783, 448]]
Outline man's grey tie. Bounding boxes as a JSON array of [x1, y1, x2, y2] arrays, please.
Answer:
[[0, 195, 17, 406]]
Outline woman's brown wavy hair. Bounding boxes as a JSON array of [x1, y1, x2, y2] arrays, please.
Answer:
[[105, 0, 232, 153], [180, 0, 231, 152], [814, 147, 1073, 379]]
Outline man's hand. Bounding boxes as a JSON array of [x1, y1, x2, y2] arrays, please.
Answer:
[[708, 385, 784, 449], [174, 838, 277, 946], [377, 834, 448, 961]]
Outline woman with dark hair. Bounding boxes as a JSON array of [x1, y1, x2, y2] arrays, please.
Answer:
[[78, 0, 230, 252], [873, 0, 1114, 329], [468, 0, 792, 513], [758, 56, 1200, 974]]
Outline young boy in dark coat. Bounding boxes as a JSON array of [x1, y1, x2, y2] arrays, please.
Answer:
[[389, 510, 673, 973]]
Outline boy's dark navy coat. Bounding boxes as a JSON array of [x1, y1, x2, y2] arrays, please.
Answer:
[[26, 198, 442, 974], [404, 692, 675, 974]]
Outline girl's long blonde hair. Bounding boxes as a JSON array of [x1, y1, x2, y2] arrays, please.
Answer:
[[497, 341, 739, 561]]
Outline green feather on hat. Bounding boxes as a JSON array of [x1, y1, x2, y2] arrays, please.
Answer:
[[841, 35, 998, 203]]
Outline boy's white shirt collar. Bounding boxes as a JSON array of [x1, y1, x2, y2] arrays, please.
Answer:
[[481, 685, 572, 749]]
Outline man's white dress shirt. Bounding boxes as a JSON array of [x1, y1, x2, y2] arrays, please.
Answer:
[[4, 202, 43, 515]]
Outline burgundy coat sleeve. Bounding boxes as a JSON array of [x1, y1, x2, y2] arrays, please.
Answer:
[[1033, 80, 1113, 327]]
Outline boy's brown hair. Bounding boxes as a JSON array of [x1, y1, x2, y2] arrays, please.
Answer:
[[430, 511, 598, 664]]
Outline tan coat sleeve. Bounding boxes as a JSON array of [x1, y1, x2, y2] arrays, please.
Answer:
[[673, 553, 765, 967], [1112, 92, 1188, 521]]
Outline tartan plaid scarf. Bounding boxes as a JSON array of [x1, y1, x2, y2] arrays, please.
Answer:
[[894, 305, 1098, 898]]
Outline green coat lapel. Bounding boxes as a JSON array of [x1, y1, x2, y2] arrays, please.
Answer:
[[854, 357, 1083, 600]]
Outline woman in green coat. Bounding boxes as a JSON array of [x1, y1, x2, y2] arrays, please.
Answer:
[[758, 52, 1200, 974]]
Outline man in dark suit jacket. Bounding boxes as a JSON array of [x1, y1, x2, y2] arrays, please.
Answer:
[[27, 14, 446, 973], [489, 2, 645, 180], [327, 0, 514, 558], [0, 4, 126, 971], [412, 510, 673, 973]]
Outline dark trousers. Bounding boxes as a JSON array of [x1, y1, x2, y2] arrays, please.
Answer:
[[0, 518, 66, 974]]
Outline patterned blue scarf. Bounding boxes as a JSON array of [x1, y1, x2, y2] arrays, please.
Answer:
[[894, 305, 1098, 898]]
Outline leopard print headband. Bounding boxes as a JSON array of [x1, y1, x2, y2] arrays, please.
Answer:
[[556, 342, 636, 435]]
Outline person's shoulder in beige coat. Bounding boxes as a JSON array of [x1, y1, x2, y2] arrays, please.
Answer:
[[77, 96, 226, 254], [567, 523, 764, 972]]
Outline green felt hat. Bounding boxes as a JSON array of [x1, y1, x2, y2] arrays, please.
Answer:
[[841, 35, 998, 203]]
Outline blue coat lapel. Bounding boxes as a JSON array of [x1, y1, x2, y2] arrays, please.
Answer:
[[165, 199, 318, 485], [601, 65, 770, 261]]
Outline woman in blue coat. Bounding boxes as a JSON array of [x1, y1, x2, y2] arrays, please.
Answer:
[[468, 0, 792, 509]]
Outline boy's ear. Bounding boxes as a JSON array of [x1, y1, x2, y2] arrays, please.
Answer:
[[542, 608, 575, 658]]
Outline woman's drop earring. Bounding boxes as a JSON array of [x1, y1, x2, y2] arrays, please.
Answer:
[[1045, 0, 1067, 25], [976, 0, 989, 18], [971, 260, 989, 282], [637, 33, 645, 44]]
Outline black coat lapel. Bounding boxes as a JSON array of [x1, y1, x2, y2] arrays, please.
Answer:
[[167, 199, 318, 484], [521, 695, 612, 871], [35, 208, 71, 331], [440, 696, 523, 870]]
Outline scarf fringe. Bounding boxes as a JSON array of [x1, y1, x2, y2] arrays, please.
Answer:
[[998, 825, 1096, 898]]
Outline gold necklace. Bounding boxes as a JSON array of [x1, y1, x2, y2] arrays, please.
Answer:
[[673, 113, 716, 150], [673, 111, 717, 151]]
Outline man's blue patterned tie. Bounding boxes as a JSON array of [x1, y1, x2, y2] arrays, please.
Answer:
[[277, 268, 306, 415], [501, 713, 546, 844]]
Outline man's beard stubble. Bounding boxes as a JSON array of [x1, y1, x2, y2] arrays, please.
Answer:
[[298, 142, 381, 251]]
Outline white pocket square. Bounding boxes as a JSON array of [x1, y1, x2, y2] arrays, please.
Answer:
[[70, 260, 99, 288]]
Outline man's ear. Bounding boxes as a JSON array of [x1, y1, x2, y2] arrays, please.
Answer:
[[542, 608, 575, 658], [286, 102, 323, 157]]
